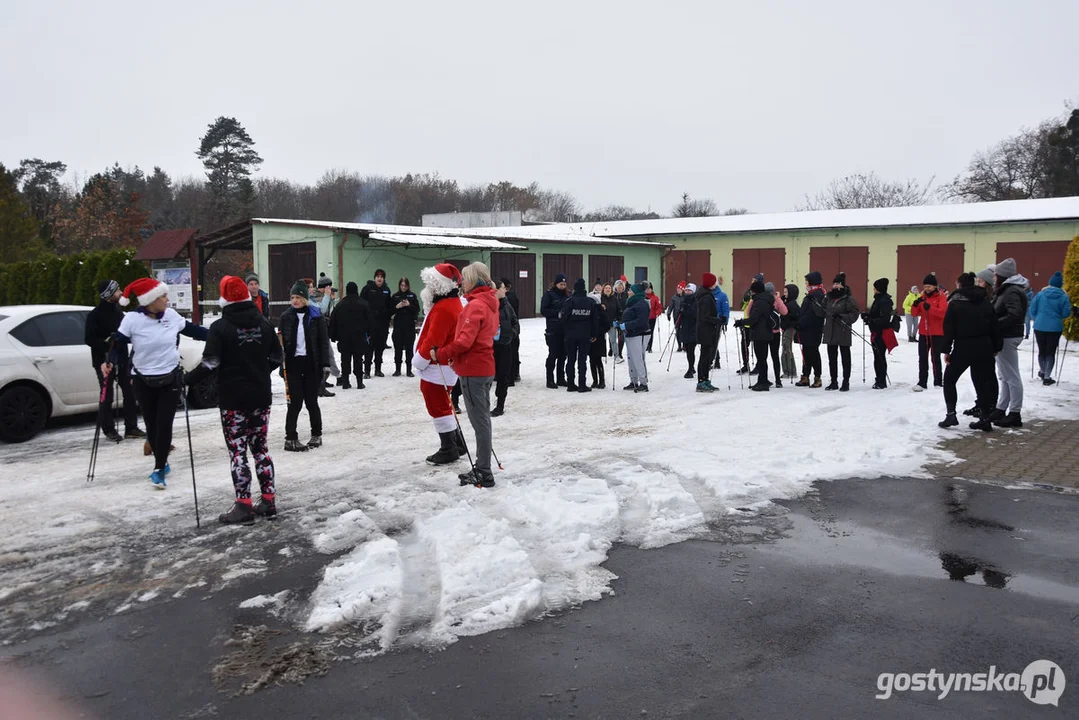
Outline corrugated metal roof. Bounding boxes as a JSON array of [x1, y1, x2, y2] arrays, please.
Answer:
[[367, 232, 526, 250], [135, 228, 198, 260], [251, 218, 672, 247], [565, 197, 1079, 238]]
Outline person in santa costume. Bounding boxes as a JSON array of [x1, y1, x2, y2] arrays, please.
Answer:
[[185, 276, 283, 525], [412, 263, 467, 465], [104, 277, 208, 488]]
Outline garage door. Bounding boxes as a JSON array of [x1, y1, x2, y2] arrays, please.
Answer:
[[896, 244, 965, 312], [664, 250, 710, 300], [490, 252, 537, 317], [588, 255, 625, 287], [809, 246, 870, 309], [542, 254, 583, 290], [996, 241, 1071, 289], [732, 248, 786, 299], [268, 242, 316, 319]]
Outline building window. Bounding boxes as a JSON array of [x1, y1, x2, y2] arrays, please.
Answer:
[[634, 266, 648, 283]]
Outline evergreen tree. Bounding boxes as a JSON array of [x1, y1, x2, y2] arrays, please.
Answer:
[[0, 163, 42, 263], [58, 254, 84, 304], [12, 158, 67, 245], [34, 257, 62, 304], [75, 254, 102, 306], [196, 117, 263, 226], [1047, 109, 1079, 198]]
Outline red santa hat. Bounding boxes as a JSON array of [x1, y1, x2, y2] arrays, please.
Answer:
[[218, 275, 249, 307], [423, 264, 462, 294], [119, 278, 168, 307]]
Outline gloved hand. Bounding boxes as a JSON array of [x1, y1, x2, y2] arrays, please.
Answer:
[[612, 320, 619, 328], [733, 319, 744, 329], [618, 323, 626, 331], [719, 316, 729, 327], [860, 313, 869, 324], [912, 297, 923, 307]]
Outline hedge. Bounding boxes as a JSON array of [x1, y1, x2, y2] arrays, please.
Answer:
[[0, 249, 150, 308], [1064, 235, 1079, 342]]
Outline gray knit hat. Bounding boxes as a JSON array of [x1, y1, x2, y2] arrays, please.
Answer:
[[976, 267, 995, 285], [764, 282, 775, 293], [989, 258, 1017, 279]]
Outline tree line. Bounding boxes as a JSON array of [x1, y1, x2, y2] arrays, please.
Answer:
[[2, 105, 1077, 267]]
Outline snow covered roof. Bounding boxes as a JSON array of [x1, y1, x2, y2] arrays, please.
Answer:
[[251, 218, 672, 248], [367, 232, 526, 250], [557, 197, 1079, 238]]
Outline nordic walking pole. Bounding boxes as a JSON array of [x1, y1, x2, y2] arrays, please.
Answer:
[[861, 318, 866, 385], [723, 326, 733, 390], [435, 354, 477, 476], [1031, 335, 1036, 379], [87, 367, 111, 483], [180, 373, 201, 529], [1057, 338, 1069, 384]]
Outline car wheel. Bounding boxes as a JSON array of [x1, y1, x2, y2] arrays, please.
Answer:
[[0, 385, 49, 443], [189, 375, 218, 409]]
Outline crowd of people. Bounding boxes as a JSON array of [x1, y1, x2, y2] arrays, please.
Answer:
[[84, 255, 1075, 526]]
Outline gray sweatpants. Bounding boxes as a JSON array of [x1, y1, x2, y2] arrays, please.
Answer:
[[995, 336, 1024, 413], [626, 335, 648, 385], [460, 375, 494, 472]]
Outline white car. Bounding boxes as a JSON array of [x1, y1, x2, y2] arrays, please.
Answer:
[[0, 305, 215, 443]]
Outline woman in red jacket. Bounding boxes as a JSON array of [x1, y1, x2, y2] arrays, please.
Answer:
[[645, 282, 664, 352], [431, 262, 500, 488], [910, 273, 949, 390]]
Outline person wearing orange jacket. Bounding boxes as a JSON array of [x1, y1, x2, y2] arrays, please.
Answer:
[[910, 273, 949, 391], [645, 282, 664, 352], [431, 262, 500, 488]]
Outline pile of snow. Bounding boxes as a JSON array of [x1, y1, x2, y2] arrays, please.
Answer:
[[1, 312, 1075, 650]]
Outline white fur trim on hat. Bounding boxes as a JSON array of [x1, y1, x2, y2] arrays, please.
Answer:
[[138, 282, 168, 307]]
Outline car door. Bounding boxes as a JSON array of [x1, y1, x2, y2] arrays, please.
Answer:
[[9, 310, 98, 408]]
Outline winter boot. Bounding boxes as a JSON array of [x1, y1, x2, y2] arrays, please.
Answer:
[[623, 382, 637, 391], [810, 377, 822, 389], [938, 413, 959, 428], [307, 435, 323, 449], [393, 362, 402, 377], [491, 397, 506, 417], [774, 378, 783, 388], [984, 408, 1005, 424], [969, 417, 994, 432], [825, 379, 839, 391], [578, 385, 592, 393], [103, 427, 123, 443], [318, 386, 335, 398], [839, 379, 850, 392], [795, 375, 810, 387], [124, 427, 146, 439], [406, 362, 414, 378], [253, 496, 277, 519], [426, 431, 460, 465], [356, 377, 366, 389], [219, 501, 255, 525], [962, 406, 979, 416], [567, 381, 578, 392], [1043, 377, 1056, 386], [684, 368, 695, 379], [455, 429, 469, 457], [750, 381, 770, 391], [459, 469, 496, 488], [546, 369, 557, 389], [339, 379, 352, 389], [375, 368, 385, 378], [994, 411, 1023, 428], [634, 384, 649, 393], [872, 381, 886, 389], [696, 381, 715, 393], [284, 438, 308, 452]]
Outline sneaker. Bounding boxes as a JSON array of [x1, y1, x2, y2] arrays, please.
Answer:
[[219, 502, 255, 525], [103, 428, 123, 443], [124, 427, 146, 439], [615, 357, 625, 364], [149, 468, 167, 489], [459, 469, 495, 488], [253, 497, 277, 519], [635, 384, 649, 392], [912, 384, 926, 393], [969, 418, 994, 432], [684, 369, 694, 379], [307, 435, 323, 449], [938, 413, 959, 428], [163, 462, 171, 477], [623, 383, 637, 391], [704, 380, 717, 391], [825, 380, 839, 391], [696, 381, 716, 393], [284, 438, 308, 452], [872, 382, 886, 389], [1043, 378, 1056, 386]]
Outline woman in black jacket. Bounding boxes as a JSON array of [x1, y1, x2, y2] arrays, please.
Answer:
[[390, 278, 420, 377], [938, 273, 1002, 430], [328, 281, 370, 390], [677, 283, 699, 379], [492, 279, 521, 416], [863, 278, 894, 389], [279, 281, 331, 451]]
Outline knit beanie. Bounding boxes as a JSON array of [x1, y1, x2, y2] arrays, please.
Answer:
[[1050, 271, 1063, 288], [873, 278, 889, 293], [764, 282, 775, 293], [573, 278, 586, 293], [923, 273, 937, 286], [702, 272, 717, 288], [346, 281, 359, 295], [976, 267, 995, 285], [98, 279, 119, 301], [245, 273, 259, 284], [554, 273, 567, 285], [805, 271, 823, 285], [991, 258, 1017, 279], [751, 280, 766, 294], [290, 280, 309, 299], [958, 272, 976, 289], [317, 273, 332, 288], [630, 283, 645, 295], [833, 272, 846, 286]]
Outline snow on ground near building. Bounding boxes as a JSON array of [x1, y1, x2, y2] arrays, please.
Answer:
[[1, 315, 1076, 651]]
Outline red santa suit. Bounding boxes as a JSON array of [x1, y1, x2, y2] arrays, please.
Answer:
[[412, 264, 465, 434]]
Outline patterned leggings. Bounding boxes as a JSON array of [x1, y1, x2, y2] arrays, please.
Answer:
[[220, 408, 275, 502]]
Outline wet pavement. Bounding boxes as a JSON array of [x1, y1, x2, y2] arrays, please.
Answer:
[[4, 476, 1077, 719]]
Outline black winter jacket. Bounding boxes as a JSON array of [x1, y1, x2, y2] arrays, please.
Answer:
[[678, 293, 698, 345], [943, 286, 1002, 359], [622, 295, 651, 337], [612, 291, 628, 320], [361, 280, 395, 329], [799, 287, 826, 345], [390, 290, 420, 340], [864, 292, 894, 334], [748, 291, 777, 344], [817, 287, 860, 347], [186, 301, 281, 411], [279, 304, 331, 369], [329, 293, 371, 353], [541, 287, 569, 334], [84, 300, 126, 367], [559, 290, 601, 341], [599, 293, 619, 326], [780, 285, 801, 331], [495, 297, 521, 346], [695, 286, 720, 345], [994, 280, 1029, 339]]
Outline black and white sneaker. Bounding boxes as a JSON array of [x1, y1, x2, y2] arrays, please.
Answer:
[[459, 470, 496, 488]]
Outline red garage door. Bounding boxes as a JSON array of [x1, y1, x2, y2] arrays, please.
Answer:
[[542, 253, 583, 289], [996, 241, 1071, 289], [732, 248, 786, 298], [896, 244, 965, 311], [588, 255, 625, 287], [490, 252, 537, 317], [664, 249, 711, 299], [809, 246, 870, 309]]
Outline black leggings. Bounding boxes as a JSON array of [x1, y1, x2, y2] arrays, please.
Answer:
[[133, 374, 180, 471], [589, 340, 605, 385], [685, 342, 697, 372], [753, 340, 770, 382], [802, 343, 822, 379], [96, 363, 139, 433], [872, 333, 888, 385], [944, 355, 997, 414], [697, 341, 716, 382], [284, 359, 322, 439], [827, 344, 852, 382], [769, 334, 781, 382]]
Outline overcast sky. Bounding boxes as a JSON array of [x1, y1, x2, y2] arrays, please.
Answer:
[[3, 0, 1077, 215]]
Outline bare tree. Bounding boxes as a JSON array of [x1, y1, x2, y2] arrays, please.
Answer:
[[799, 172, 936, 210], [524, 190, 581, 223], [673, 192, 719, 217], [943, 122, 1056, 202], [722, 208, 750, 216], [581, 205, 661, 222]]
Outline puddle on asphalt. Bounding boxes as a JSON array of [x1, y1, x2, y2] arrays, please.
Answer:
[[761, 511, 1079, 605]]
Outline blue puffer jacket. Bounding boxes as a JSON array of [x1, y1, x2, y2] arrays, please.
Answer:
[[622, 296, 651, 337], [1030, 281, 1072, 333], [712, 285, 730, 320]]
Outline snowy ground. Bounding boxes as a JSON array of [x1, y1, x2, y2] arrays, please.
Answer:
[[1, 314, 1076, 652]]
